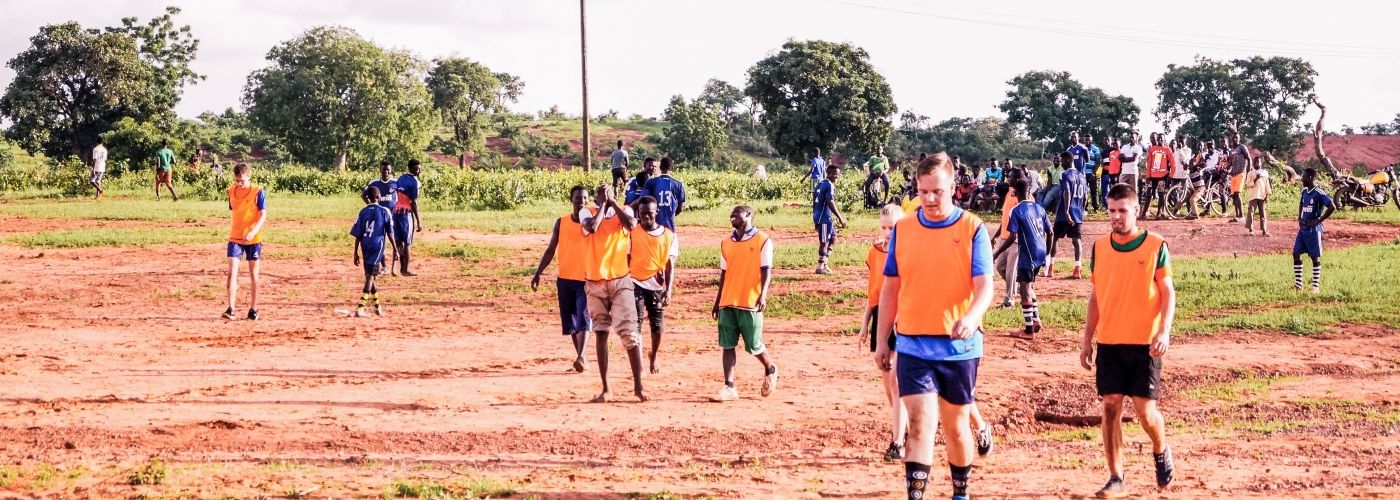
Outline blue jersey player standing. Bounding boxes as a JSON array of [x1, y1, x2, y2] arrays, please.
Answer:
[[352, 186, 395, 317], [1050, 151, 1089, 279], [813, 164, 848, 275], [994, 177, 1051, 340], [643, 157, 686, 231], [1294, 168, 1335, 293], [394, 159, 424, 276], [367, 160, 398, 275]]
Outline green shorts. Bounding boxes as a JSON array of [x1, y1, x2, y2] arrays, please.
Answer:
[[718, 308, 765, 355]]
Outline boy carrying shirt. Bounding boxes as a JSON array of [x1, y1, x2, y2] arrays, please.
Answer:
[[629, 196, 679, 375], [394, 159, 424, 276], [710, 205, 779, 402]]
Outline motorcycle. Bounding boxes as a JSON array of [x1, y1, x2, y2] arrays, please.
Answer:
[[1333, 165, 1399, 210]]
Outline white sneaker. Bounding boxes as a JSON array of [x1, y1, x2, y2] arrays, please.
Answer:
[[761, 366, 778, 397], [710, 385, 738, 402]]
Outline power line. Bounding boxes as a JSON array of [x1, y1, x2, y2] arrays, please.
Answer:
[[829, 0, 1400, 60]]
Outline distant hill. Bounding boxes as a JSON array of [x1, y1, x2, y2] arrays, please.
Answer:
[[1294, 134, 1400, 171]]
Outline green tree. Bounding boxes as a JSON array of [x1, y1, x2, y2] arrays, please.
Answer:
[[744, 40, 896, 164], [656, 95, 728, 166], [242, 26, 437, 170], [893, 114, 1038, 164], [427, 58, 509, 168], [493, 72, 524, 127], [698, 78, 744, 126], [0, 7, 202, 161], [999, 70, 1140, 154], [1155, 56, 1316, 155]]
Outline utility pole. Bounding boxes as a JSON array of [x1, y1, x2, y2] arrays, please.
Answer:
[[579, 0, 591, 171]]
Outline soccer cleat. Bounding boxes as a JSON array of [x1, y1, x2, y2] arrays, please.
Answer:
[[761, 365, 778, 397], [976, 426, 994, 457], [999, 299, 1013, 309], [355, 307, 370, 318], [952, 495, 970, 500], [1071, 266, 1082, 279], [221, 308, 236, 321], [814, 265, 828, 275], [710, 385, 739, 402], [1155, 445, 1175, 488], [1032, 319, 1042, 334], [1095, 477, 1128, 498], [883, 441, 904, 461], [246, 309, 259, 321]]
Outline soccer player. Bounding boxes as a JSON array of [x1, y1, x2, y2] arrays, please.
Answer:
[[351, 186, 393, 317], [643, 157, 686, 231], [808, 148, 828, 190], [155, 139, 178, 201], [1245, 157, 1272, 236], [629, 195, 678, 374], [624, 170, 650, 206], [814, 164, 848, 275], [1080, 183, 1177, 498], [531, 185, 595, 373], [223, 163, 266, 321], [582, 185, 646, 403], [995, 178, 1050, 340], [1051, 151, 1089, 279], [710, 205, 778, 402], [1294, 168, 1336, 293], [367, 160, 399, 274], [994, 168, 1022, 307], [90, 139, 107, 200], [1141, 133, 1175, 219], [861, 204, 908, 460], [394, 159, 423, 276], [1085, 134, 1102, 211], [874, 152, 994, 500]]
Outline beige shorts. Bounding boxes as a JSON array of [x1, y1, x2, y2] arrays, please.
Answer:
[[585, 278, 639, 349]]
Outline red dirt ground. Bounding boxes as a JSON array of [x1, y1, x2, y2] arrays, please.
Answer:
[[1, 216, 1398, 497], [1293, 134, 1400, 170]]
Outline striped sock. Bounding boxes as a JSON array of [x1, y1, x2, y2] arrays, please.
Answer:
[[1021, 305, 1034, 328], [359, 293, 370, 307], [1030, 303, 1041, 323], [1293, 265, 1303, 288], [1312, 265, 1322, 288]]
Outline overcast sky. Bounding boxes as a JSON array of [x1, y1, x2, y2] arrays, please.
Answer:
[[3, 0, 1398, 131]]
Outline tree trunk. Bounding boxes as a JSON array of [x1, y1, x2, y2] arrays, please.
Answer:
[[459, 153, 467, 169]]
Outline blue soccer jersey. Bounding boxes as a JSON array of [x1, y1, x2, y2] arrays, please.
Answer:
[[813, 179, 834, 224], [367, 178, 398, 211], [643, 174, 686, 230], [395, 173, 420, 206], [1009, 201, 1051, 270], [1058, 168, 1088, 223], [1067, 144, 1090, 173], [351, 204, 392, 243], [1298, 187, 1334, 231]]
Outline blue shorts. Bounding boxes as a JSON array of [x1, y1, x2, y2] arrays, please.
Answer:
[[1294, 229, 1323, 258], [556, 278, 591, 335], [361, 241, 385, 273], [393, 212, 414, 245], [227, 242, 262, 261], [896, 353, 979, 405], [815, 222, 836, 250]]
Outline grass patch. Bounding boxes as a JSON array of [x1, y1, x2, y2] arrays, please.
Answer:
[[677, 239, 867, 270], [1043, 428, 1098, 442], [128, 458, 168, 486], [766, 289, 866, 319], [1229, 418, 1310, 435], [4, 223, 350, 249], [1184, 374, 1298, 403], [383, 476, 516, 499], [0, 465, 12, 487]]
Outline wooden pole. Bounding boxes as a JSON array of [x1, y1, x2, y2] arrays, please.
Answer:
[[579, 0, 591, 171]]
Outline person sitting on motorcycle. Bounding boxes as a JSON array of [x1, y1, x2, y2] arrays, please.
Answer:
[[862, 146, 892, 207]]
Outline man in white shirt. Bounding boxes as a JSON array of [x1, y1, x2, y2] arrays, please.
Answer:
[[1171, 137, 1192, 187], [90, 139, 108, 200], [1117, 132, 1145, 189]]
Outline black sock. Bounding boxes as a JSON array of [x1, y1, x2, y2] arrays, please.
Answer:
[[905, 462, 931, 500], [950, 464, 971, 496], [765, 364, 777, 376]]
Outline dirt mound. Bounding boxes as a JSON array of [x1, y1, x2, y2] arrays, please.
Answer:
[[1294, 134, 1400, 170]]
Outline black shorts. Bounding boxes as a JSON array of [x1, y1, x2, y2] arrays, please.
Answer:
[[1016, 265, 1041, 284], [897, 352, 978, 405], [1095, 343, 1162, 400], [611, 167, 627, 183], [1053, 219, 1081, 239], [868, 306, 896, 353], [634, 286, 665, 334]]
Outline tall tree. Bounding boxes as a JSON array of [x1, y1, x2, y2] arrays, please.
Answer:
[[427, 58, 507, 168], [493, 72, 524, 127], [698, 78, 743, 125], [243, 26, 436, 170], [999, 70, 1140, 154], [745, 40, 896, 164], [0, 7, 202, 161], [656, 95, 728, 166], [894, 114, 1038, 163], [1155, 56, 1316, 155]]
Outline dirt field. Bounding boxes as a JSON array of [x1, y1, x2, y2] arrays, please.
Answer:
[[2, 214, 1399, 498]]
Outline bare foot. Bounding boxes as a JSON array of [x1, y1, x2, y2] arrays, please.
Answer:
[[635, 390, 650, 402], [590, 392, 609, 403], [572, 358, 585, 373], [649, 364, 660, 375]]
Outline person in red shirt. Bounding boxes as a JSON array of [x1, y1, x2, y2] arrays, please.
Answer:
[[1141, 133, 1175, 220]]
